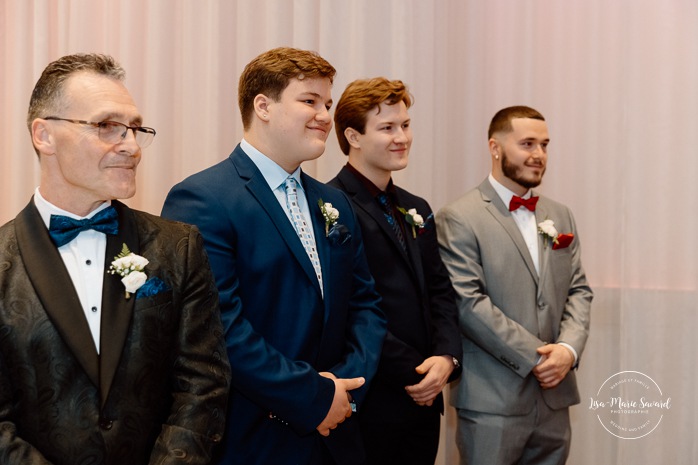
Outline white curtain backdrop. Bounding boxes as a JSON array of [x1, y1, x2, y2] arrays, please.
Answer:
[[2, 0, 697, 463]]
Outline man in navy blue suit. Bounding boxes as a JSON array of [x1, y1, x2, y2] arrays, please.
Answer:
[[162, 47, 387, 465]]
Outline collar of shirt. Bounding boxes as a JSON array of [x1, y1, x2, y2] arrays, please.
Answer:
[[488, 173, 533, 208], [345, 162, 382, 196], [345, 162, 399, 202], [240, 139, 315, 237], [241, 138, 304, 193], [33, 186, 112, 229], [344, 163, 410, 244]]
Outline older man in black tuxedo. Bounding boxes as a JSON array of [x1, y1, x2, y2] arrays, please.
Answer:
[[0, 53, 230, 465]]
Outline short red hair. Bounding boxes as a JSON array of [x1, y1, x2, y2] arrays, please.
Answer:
[[334, 77, 413, 155]]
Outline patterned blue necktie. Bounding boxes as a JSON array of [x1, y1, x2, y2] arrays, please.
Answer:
[[284, 177, 323, 296], [48, 205, 119, 247], [376, 192, 407, 252]]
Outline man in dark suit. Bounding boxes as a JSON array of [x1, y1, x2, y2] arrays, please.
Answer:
[[0, 53, 230, 465], [328, 77, 462, 465], [161, 48, 387, 465], [436, 106, 593, 465]]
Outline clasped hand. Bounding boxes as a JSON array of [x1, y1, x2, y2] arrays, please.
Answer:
[[532, 343, 574, 389], [404, 355, 454, 407], [316, 372, 364, 437]]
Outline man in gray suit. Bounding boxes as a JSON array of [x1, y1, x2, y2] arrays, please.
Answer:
[[436, 106, 592, 465]]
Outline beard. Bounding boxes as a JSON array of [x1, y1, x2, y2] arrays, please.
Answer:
[[501, 148, 545, 189]]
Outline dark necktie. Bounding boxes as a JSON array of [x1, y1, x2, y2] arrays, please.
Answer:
[[49, 206, 119, 247], [376, 193, 407, 252], [509, 195, 538, 212]]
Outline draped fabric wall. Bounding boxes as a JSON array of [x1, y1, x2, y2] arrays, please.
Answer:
[[2, 1, 697, 463]]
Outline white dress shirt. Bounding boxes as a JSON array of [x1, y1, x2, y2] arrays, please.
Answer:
[[34, 187, 109, 354]]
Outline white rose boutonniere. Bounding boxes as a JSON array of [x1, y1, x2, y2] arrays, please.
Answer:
[[397, 207, 426, 238], [537, 219, 559, 248], [108, 243, 149, 299], [318, 199, 340, 237]]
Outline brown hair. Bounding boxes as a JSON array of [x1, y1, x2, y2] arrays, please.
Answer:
[[27, 53, 125, 133], [238, 47, 336, 130], [488, 106, 545, 139], [333, 77, 413, 155]]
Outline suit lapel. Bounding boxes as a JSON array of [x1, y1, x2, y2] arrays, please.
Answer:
[[14, 200, 100, 387], [233, 148, 322, 298], [480, 180, 539, 284], [99, 200, 138, 407], [535, 199, 551, 285], [393, 188, 426, 288], [337, 168, 412, 267]]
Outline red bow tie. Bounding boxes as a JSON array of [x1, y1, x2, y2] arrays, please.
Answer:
[[509, 195, 538, 212]]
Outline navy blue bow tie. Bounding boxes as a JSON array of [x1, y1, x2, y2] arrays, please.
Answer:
[[48, 206, 119, 247]]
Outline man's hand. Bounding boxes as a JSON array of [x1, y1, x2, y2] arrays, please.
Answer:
[[316, 372, 364, 436], [532, 344, 574, 389], [404, 355, 454, 406]]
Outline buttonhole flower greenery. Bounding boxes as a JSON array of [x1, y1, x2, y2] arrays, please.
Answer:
[[318, 199, 340, 237], [107, 243, 149, 299]]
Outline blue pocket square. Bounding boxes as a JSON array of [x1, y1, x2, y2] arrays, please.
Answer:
[[136, 276, 170, 299], [328, 223, 351, 245]]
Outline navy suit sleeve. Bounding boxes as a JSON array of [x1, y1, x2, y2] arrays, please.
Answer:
[[162, 178, 334, 435]]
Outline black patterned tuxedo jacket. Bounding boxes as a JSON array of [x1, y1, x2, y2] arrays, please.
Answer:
[[0, 199, 230, 465]]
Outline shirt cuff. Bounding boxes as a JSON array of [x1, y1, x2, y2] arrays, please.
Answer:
[[557, 342, 578, 366]]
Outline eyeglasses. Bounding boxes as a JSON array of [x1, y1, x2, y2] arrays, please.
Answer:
[[44, 117, 157, 148]]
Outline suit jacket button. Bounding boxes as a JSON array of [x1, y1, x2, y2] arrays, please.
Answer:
[[99, 418, 113, 430]]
